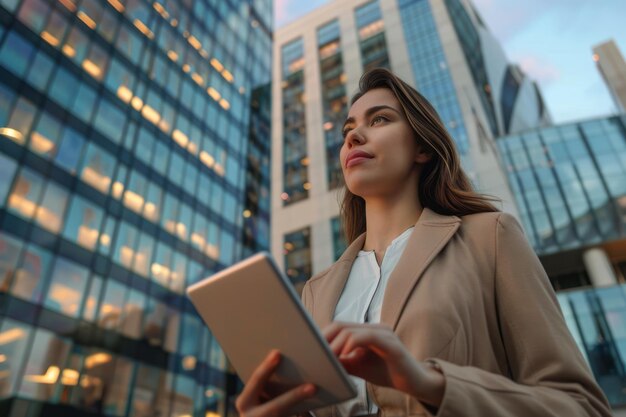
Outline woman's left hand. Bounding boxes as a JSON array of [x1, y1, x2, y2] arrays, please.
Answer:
[[323, 322, 445, 406]]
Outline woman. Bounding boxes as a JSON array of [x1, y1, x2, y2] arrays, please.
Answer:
[[235, 68, 612, 417]]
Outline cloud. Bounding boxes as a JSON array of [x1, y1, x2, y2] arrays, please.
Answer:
[[516, 55, 561, 85]]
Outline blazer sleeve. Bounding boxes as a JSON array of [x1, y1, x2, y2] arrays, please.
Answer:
[[426, 213, 612, 417]]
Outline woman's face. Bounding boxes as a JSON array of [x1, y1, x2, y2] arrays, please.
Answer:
[[340, 88, 429, 199]]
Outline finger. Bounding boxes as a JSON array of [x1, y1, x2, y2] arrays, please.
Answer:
[[323, 322, 347, 343], [237, 350, 281, 410], [255, 383, 316, 417], [328, 328, 352, 356], [339, 329, 389, 357]]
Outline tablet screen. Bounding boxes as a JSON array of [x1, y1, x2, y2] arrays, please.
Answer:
[[186, 252, 357, 414]]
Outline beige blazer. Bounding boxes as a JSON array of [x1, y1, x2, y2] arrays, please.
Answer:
[[301, 209, 611, 417]]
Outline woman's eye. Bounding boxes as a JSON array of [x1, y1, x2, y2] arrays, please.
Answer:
[[371, 115, 387, 125], [342, 128, 351, 138]]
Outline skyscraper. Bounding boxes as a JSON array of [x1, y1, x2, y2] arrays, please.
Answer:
[[593, 40, 626, 113], [498, 115, 626, 408], [0, 0, 272, 416], [272, 0, 549, 287]]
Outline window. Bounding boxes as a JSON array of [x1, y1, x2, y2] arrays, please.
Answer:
[[82, 43, 109, 81], [97, 7, 119, 43], [48, 66, 78, 109], [284, 227, 312, 284], [54, 126, 86, 173], [0, 231, 23, 293], [5, 96, 38, 145], [151, 241, 172, 287], [35, 180, 69, 233], [105, 55, 135, 98], [29, 108, 62, 157], [119, 288, 145, 339], [0, 153, 18, 206], [94, 97, 126, 144], [0, 30, 36, 77], [0, 319, 32, 399], [63, 25, 90, 64], [62, 195, 104, 250], [133, 232, 154, 277], [44, 257, 89, 317], [113, 221, 139, 270], [71, 82, 98, 123], [25, 49, 55, 91], [18, 327, 71, 400], [17, 0, 50, 34], [0, 82, 15, 125], [7, 167, 45, 222], [42, 9, 69, 48], [82, 275, 103, 322], [116, 24, 143, 65], [80, 142, 116, 194], [97, 279, 126, 329], [103, 356, 133, 415], [11, 242, 53, 302]]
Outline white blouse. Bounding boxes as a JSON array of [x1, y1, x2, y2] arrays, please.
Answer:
[[332, 227, 414, 416]]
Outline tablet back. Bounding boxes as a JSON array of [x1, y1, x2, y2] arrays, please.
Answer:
[[186, 252, 356, 413]]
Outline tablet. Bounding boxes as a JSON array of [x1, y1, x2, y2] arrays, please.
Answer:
[[186, 252, 357, 414]]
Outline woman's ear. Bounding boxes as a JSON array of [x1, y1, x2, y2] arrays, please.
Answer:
[[415, 148, 433, 164]]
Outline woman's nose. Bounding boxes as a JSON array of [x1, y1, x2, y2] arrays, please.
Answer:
[[346, 128, 365, 147]]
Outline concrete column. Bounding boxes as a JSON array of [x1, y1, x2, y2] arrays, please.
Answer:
[[582, 248, 618, 287]]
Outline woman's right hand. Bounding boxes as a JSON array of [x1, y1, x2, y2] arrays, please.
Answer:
[[235, 350, 317, 417]]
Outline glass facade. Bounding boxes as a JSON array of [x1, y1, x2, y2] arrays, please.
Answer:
[[0, 0, 272, 415], [355, 0, 389, 72], [558, 284, 626, 408], [443, 0, 499, 136], [317, 19, 347, 191], [397, 0, 472, 173], [498, 115, 626, 255], [283, 227, 312, 285], [281, 37, 308, 205], [330, 216, 347, 262]]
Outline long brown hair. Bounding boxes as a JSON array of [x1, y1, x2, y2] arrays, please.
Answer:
[[341, 68, 499, 242]]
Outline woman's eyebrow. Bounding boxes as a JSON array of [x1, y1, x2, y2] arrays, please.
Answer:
[[342, 105, 401, 130]]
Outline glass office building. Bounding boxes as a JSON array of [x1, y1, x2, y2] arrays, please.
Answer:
[[498, 115, 626, 257], [0, 0, 272, 416], [499, 115, 626, 408], [272, 0, 547, 285]]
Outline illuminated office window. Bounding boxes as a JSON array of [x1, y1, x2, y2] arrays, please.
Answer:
[[355, 0, 390, 71], [281, 38, 309, 205], [317, 19, 347, 190]]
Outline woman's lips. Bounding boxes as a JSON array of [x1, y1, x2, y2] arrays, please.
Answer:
[[345, 151, 374, 168], [346, 156, 372, 168]]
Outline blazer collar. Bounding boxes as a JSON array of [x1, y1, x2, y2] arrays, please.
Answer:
[[312, 207, 461, 330]]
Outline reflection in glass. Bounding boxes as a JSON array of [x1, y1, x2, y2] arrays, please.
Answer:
[[103, 356, 132, 415], [80, 142, 115, 194], [8, 167, 45, 221], [11, 242, 52, 302], [35, 181, 69, 233], [97, 280, 126, 330], [0, 30, 35, 77], [5, 96, 38, 145], [0, 319, 31, 399], [55, 126, 86, 173], [82, 275, 102, 322], [19, 328, 71, 400], [62, 195, 104, 250], [44, 257, 89, 317], [0, 232, 23, 293]]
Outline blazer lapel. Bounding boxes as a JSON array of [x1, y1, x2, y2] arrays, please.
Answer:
[[380, 208, 461, 330], [314, 233, 366, 329]]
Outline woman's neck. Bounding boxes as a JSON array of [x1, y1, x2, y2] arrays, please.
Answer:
[[362, 190, 423, 258]]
